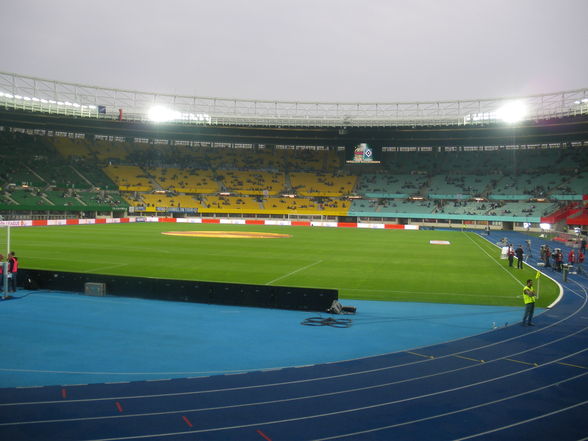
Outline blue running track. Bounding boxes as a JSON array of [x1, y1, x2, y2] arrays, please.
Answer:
[[0, 231, 586, 440]]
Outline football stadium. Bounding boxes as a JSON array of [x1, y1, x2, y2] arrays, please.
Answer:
[[4, 0, 588, 424], [0, 68, 587, 440]]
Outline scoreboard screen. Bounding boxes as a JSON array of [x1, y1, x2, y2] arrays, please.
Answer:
[[346, 143, 381, 164]]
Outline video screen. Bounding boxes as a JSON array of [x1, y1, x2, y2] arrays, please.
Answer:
[[346, 143, 381, 164]]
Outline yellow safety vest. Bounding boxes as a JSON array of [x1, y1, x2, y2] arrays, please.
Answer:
[[523, 286, 535, 304]]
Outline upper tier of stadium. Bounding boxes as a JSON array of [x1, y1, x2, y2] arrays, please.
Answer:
[[0, 71, 587, 128]]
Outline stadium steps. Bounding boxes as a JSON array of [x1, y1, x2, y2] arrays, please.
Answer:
[[40, 195, 55, 206], [2, 193, 17, 205], [24, 165, 47, 186], [70, 165, 95, 188], [75, 196, 87, 206]]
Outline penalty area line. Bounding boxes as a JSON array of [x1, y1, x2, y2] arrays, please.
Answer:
[[265, 260, 323, 285]]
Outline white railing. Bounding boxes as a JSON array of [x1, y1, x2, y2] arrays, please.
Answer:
[[0, 71, 586, 127]]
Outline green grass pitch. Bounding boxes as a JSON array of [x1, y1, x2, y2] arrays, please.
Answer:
[[9, 223, 559, 307]]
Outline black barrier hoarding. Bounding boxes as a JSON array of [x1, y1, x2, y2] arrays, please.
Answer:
[[19, 269, 338, 312]]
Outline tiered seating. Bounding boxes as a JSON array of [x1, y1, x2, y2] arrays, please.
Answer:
[[4, 164, 46, 187], [349, 199, 380, 213], [44, 190, 83, 207], [356, 173, 425, 196], [72, 161, 116, 189], [263, 197, 321, 214], [486, 202, 560, 217], [318, 198, 350, 215], [148, 167, 218, 193], [30, 162, 92, 189], [555, 172, 588, 195], [426, 175, 490, 197], [491, 173, 561, 197], [52, 138, 93, 159], [102, 165, 152, 191], [379, 200, 437, 215], [202, 195, 261, 213], [88, 140, 130, 162], [79, 192, 128, 209], [207, 148, 279, 170], [218, 170, 284, 195], [290, 172, 357, 197], [140, 193, 204, 211], [441, 202, 491, 216], [279, 149, 340, 171], [6, 190, 51, 207]]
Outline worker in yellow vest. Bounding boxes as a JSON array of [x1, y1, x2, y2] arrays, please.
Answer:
[[522, 279, 536, 326]]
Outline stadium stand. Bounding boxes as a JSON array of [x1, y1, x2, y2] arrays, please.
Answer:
[[202, 195, 262, 213], [102, 165, 153, 192], [355, 173, 426, 197], [217, 170, 285, 195], [147, 167, 219, 194], [290, 172, 357, 197], [0, 128, 586, 224]]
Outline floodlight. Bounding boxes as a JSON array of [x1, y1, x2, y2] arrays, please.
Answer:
[[148, 105, 179, 123], [497, 101, 527, 123]]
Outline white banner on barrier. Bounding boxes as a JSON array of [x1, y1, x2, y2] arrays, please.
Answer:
[[404, 225, 420, 230], [176, 218, 203, 223], [311, 221, 338, 228], [264, 220, 292, 226], [47, 219, 67, 226], [105, 218, 120, 223], [220, 219, 246, 225], [78, 219, 96, 225], [0, 220, 31, 227], [358, 223, 385, 229]]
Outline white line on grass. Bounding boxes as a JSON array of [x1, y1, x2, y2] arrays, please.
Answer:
[[462, 232, 523, 287], [83, 263, 129, 273], [265, 260, 323, 285]]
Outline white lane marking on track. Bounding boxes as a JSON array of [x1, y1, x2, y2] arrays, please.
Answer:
[[3, 271, 585, 408], [265, 260, 323, 285]]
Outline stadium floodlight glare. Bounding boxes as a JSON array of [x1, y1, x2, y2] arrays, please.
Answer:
[[148, 105, 180, 123], [497, 101, 528, 123], [148, 106, 212, 124]]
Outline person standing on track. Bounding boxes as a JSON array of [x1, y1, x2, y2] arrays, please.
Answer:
[[522, 279, 536, 327], [0, 253, 4, 294], [7, 251, 18, 293], [515, 244, 524, 269], [507, 244, 515, 267]]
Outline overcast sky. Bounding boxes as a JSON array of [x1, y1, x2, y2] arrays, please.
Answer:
[[1, 0, 587, 103]]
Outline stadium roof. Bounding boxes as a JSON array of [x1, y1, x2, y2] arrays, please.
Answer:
[[0, 71, 586, 128]]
